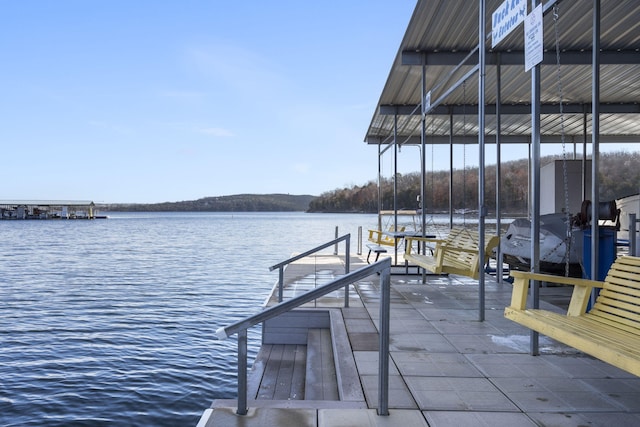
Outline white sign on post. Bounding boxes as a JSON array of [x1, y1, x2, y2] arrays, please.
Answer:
[[492, 0, 527, 48], [524, 4, 543, 71]]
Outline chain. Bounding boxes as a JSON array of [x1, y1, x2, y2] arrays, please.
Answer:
[[462, 80, 467, 225], [554, 5, 572, 277], [431, 117, 435, 214]]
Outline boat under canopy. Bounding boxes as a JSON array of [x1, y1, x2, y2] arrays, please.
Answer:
[[501, 213, 585, 277]]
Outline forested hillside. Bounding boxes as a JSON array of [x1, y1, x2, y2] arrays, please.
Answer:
[[101, 152, 639, 214], [308, 151, 640, 214], [104, 194, 315, 212]]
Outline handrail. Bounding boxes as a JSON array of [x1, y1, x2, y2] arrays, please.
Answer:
[[215, 257, 392, 417], [269, 234, 351, 304]]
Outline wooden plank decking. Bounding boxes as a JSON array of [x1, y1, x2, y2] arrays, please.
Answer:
[[250, 344, 307, 400], [248, 327, 340, 402], [305, 329, 339, 400]]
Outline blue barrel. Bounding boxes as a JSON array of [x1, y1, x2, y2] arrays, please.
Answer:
[[582, 228, 617, 281], [583, 227, 616, 310]]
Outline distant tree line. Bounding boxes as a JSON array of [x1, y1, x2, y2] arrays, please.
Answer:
[[103, 194, 315, 212], [308, 151, 640, 214], [100, 152, 639, 214]]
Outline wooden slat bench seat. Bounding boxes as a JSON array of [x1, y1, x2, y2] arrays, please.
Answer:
[[403, 227, 500, 280], [504, 256, 640, 376]]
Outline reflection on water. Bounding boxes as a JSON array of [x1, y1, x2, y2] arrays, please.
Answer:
[[0, 212, 375, 426]]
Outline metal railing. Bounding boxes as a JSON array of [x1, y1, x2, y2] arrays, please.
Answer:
[[215, 257, 392, 416], [269, 233, 351, 305]]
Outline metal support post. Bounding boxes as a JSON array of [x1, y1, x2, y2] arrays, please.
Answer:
[[478, 0, 487, 321], [236, 329, 248, 415], [377, 263, 391, 416], [278, 267, 284, 303], [590, 0, 601, 283], [496, 55, 503, 283], [344, 237, 350, 307], [393, 114, 398, 233], [449, 114, 454, 228], [530, 0, 542, 355], [630, 214, 637, 256]]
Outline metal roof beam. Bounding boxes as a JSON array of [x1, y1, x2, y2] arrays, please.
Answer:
[[401, 50, 640, 66], [365, 134, 639, 145], [379, 102, 640, 115]]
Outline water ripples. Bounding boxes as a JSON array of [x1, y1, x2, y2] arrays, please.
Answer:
[[0, 212, 374, 426]]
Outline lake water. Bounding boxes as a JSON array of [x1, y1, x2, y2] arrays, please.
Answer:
[[0, 212, 380, 426]]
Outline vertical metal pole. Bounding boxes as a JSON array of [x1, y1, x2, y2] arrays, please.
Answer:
[[344, 236, 350, 307], [496, 56, 503, 283], [357, 226, 362, 255], [334, 226, 339, 255], [377, 261, 391, 416], [478, 0, 487, 322], [378, 143, 382, 231], [394, 113, 398, 234], [449, 113, 454, 228], [630, 214, 637, 257], [421, 55, 428, 284], [278, 266, 284, 303], [528, 146, 532, 218], [421, 54, 427, 237], [530, 0, 542, 356], [590, 0, 601, 285], [583, 110, 589, 202], [236, 329, 248, 415]]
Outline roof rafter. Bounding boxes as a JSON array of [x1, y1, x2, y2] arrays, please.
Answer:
[[365, 134, 639, 145], [401, 50, 640, 66], [379, 103, 640, 116]]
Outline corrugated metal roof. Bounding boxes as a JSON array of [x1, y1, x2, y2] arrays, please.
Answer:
[[365, 0, 640, 144]]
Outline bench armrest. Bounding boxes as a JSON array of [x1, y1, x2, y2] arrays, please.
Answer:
[[404, 236, 446, 254], [508, 270, 604, 315], [368, 229, 383, 244]]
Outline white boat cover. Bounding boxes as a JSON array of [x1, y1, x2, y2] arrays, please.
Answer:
[[501, 213, 584, 270]]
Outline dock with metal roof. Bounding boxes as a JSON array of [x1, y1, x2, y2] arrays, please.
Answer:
[[0, 200, 99, 220], [199, 252, 640, 426], [198, 0, 640, 424]]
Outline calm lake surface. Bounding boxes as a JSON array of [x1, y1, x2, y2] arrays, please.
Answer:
[[0, 212, 380, 426]]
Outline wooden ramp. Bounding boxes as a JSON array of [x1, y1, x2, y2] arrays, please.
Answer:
[[247, 308, 362, 404], [250, 344, 307, 400], [305, 329, 339, 400]]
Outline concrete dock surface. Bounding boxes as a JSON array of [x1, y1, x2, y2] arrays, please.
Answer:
[[199, 253, 640, 426]]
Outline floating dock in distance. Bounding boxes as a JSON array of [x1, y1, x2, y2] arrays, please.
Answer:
[[0, 200, 103, 220]]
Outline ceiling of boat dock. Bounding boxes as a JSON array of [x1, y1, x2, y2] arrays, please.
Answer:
[[365, 0, 640, 145]]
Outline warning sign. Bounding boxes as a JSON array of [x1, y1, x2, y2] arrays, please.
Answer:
[[525, 4, 543, 71]]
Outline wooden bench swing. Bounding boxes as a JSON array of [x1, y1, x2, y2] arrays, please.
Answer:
[[399, 85, 500, 280], [365, 225, 405, 263], [403, 227, 500, 280], [504, 256, 640, 376]]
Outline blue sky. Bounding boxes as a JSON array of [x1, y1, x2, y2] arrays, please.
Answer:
[[0, 1, 416, 203], [2, 2, 636, 204]]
